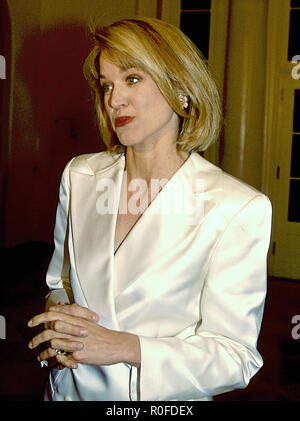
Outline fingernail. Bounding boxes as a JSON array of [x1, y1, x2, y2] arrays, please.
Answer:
[[28, 341, 32, 349], [77, 343, 84, 350], [80, 329, 87, 336], [27, 319, 32, 327]]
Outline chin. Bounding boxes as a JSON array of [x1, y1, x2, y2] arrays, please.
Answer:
[[118, 137, 142, 148]]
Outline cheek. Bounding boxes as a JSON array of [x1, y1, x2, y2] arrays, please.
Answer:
[[151, 87, 173, 114], [103, 101, 113, 123], [139, 90, 170, 115], [136, 83, 161, 108]]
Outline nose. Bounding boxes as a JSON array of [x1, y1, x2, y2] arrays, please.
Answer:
[[108, 85, 128, 110]]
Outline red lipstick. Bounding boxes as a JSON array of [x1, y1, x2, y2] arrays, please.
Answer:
[[115, 116, 135, 127]]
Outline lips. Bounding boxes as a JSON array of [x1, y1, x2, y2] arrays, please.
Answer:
[[115, 116, 135, 127]]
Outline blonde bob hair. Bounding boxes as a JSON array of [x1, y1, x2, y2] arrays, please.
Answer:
[[83, 17, 222, 154]]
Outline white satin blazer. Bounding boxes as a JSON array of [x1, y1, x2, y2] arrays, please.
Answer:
[[43, 151, 272, 401]]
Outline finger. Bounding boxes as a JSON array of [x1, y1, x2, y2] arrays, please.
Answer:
[[48, 319, 88, 338], [49, 303, 99, 323], [28, 310, 87, 329], [56, 353, 78, 369], [44, 302, 65, 329], [44, 303, 63, 330], [48, 338, 84, 354], [38, 346, 59, 361], [38, 348, 78, 369], [29, 327, 80, 349]]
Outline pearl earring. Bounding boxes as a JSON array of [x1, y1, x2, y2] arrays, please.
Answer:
[[178, 94, 189, 109]]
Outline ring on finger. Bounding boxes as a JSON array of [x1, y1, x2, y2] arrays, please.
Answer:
[[55, 348, 68, 356]]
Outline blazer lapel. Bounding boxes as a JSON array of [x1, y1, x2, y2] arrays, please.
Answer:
[[69, 153, 125, 329], [113, 152, 223, 299]]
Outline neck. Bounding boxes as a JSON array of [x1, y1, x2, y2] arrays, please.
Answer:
[[125, 144, 189, 186]]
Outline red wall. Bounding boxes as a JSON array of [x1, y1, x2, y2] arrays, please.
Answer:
[[3, 24, 104, 246]]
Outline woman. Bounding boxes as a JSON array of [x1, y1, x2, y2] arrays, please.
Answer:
[[28, 17, 272, 401]]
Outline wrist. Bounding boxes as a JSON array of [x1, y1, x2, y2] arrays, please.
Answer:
[[123, 332, 141, 367]]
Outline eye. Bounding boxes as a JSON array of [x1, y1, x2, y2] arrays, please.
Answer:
[[127, 75, 140, 85], [101, 83, 113, 94]]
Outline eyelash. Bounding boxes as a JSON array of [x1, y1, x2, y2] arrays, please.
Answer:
[[101, 75, 141, 93], [127, 76, 140, 86]]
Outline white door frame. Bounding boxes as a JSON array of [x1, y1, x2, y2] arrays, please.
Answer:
[[263, 0, 300, 278]]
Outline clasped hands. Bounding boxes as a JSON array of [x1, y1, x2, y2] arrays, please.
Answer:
[[27, 303, 141, 370]]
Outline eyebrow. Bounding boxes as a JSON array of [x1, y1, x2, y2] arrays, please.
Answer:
[[99, 67, 143, 79]]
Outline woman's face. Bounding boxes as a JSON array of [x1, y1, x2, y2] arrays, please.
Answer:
[[99, 55, 179, 152]]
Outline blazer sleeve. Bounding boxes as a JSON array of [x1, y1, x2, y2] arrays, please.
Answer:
[[132, 194, 272, 401], [45, 158, 75, 309]]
